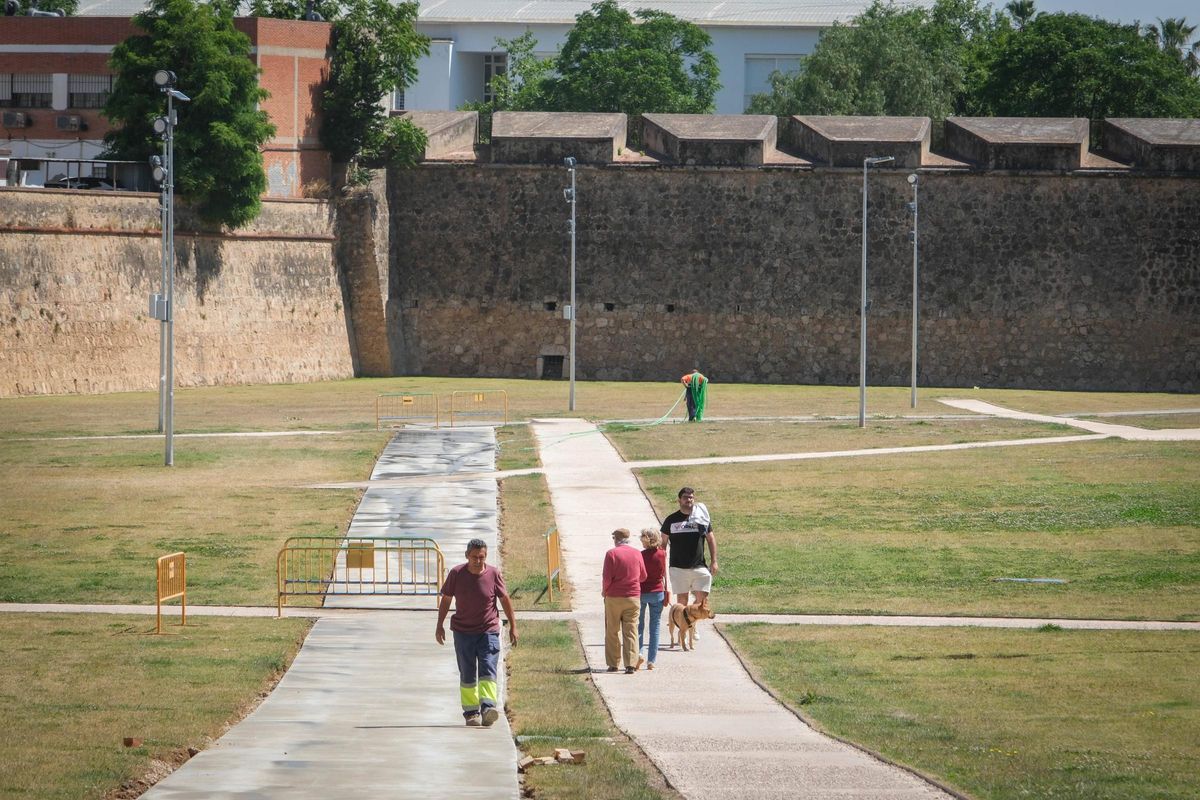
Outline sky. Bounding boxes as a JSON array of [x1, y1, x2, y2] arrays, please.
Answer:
[[1023, 1, 1198, 27]]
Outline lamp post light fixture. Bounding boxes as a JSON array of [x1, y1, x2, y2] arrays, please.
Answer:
[[563, 156, 577, 412], [906, 173, 919, 409], [859, 155, 894, 428], [148, 69, 190, 466]]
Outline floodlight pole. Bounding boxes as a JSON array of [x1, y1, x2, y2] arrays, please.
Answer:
[[860, 156, 894, 428], [907, 173, 919, 409], [164, 87, 176, 466], [150, 70, 189, 466], [157, 135, 168, 433], [565, 157, 577, 412]]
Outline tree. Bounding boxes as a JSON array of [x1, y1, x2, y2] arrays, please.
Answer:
[[103, 0, 275, 228], [747, 0, 998, 124], [1005, 0, 1036, 31], [1146, 17, 1200, 76], [543, 0, 720, 118], [7, 0, 78, 15], [968, 13, 1200, 127], [319, 0, 428, 166], [461, 31, 555, 140]]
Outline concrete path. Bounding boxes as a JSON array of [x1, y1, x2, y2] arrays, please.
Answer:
[[532, 418, 949, 800], [6, 603, 1199, 631], [142, 428, 519, 800], [938, 399, 1200, 441]]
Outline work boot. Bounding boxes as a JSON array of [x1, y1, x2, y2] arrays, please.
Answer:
[[481, 707, 500, 727], [465, 713, 482, 727]]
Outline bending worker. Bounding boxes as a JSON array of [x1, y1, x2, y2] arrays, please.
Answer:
[[681, 369, 708, 421]]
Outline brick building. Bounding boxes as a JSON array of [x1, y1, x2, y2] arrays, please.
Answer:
[[0, 15, 331, 197]]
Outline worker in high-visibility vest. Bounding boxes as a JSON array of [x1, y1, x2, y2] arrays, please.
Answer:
[[680, 370, 708, 421]]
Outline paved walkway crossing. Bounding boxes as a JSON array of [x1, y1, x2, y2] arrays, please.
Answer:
[[532, 418, 949, 800], [141, 428, 519, 800]]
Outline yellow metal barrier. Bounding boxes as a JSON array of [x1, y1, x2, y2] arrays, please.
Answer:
[[376, 392, 440, 429], [276, 536, 445, 616], [448, 389, 508, 427], [545, 527, 562, 603], [156, 552, 186, 634]]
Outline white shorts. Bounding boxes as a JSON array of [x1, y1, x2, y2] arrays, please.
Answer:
[[669, 566, 713, 596]]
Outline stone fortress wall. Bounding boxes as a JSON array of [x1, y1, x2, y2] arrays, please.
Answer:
[[1, 112, 1197, 397], [0, 189, 353, 397], [386, 113, 1199, 392]]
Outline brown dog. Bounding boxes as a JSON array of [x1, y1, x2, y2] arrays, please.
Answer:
[[667, 602, 716, 651]]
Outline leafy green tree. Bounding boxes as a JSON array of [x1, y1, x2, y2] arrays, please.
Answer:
[[747, 0, 998, 124], [1004, 0, 1036, 31], [543, 0, 719, 117], [968, 13, 1200, 126], [245, 0, 341, 19], [1146, 17, 1200, 76], [10, 0, 79, 15], [320, 0, 428, 166], [103, 0, 275, 228], [461, 31, 555, 140]]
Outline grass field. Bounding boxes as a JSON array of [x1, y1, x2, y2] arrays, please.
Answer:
[[507, 620, 679, 800], [0, 432, 384, 605], [723, 624, 1200, 800], [605, 417, 1076, 461], [5, 378, 1194, 439], [0, 613, 310, 800], [500, 472, 570, 611], [637, 439, 1200, 619], [3, 380, 1197, 798]]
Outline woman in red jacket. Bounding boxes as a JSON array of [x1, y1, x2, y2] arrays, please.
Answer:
[[635, 528, 668, 670]]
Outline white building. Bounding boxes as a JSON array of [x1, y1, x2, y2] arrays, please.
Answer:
[[58, 0, 882, 116], [402, 0, 881, 115]]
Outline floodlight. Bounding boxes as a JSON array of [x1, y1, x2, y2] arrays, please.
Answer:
[[153, 116, 169, 135], [152, 164, 167, 183], [564, 156, 576, 167], [907, 173, 918, 184], [153, 70, 176, 89], [167, 89, 191, 103], [864, 156, 894, 166]]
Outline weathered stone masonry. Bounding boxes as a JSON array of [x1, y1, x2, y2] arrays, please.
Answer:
[[387, 163, 1198, 391], [0, 189, 353, 396]]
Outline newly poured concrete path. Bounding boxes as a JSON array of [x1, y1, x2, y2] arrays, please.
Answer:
[[142, 428, 519, 800], [532, 418, 948, 800]]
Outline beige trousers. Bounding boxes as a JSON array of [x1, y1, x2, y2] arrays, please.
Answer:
[[604, 595, 641, 669]]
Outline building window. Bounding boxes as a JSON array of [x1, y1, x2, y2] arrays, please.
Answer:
[[483, 53, 507, 104], [392, 87, 405, 112], [1, 73, 53, 108], [743, 56, 801, 110], [69, 74, 113, 109]]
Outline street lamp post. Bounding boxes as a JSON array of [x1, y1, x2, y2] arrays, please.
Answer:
[[149, 69, 190, 466], [906, 173, 919, 409], [859, 155, 894, 428], [564, 156, 577, 412]]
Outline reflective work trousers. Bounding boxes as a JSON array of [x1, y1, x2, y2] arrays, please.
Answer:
[[453, 630, 500, 717]]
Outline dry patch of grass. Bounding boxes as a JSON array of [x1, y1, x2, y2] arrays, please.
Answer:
[[508, 620, 679, 800], [500, 473, 570, 611], [605, 417, 1074, 461], [0, 433, 386, 605], [725, 624, 1200, 800], [0, 613, 310, 800], [637, 439, 1200, 619], [496, 423, 541, 471]]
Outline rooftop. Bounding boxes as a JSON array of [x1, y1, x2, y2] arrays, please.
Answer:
[[70, 0, 918, 26]]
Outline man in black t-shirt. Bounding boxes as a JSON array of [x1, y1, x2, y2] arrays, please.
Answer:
[[659, 486, 718, 607]]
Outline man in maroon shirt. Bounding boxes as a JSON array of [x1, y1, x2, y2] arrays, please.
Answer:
[[436, 539, 518, 727], [602, 528, 647, 674]]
